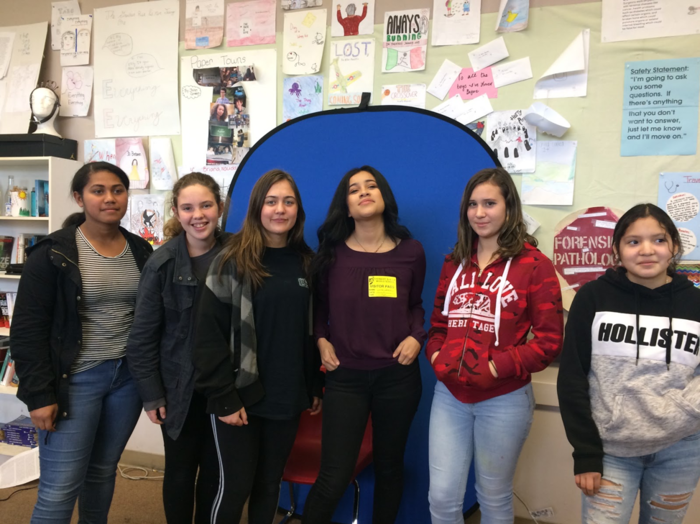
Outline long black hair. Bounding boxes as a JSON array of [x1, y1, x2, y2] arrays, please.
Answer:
[[310, 165, 411, 280], [63, 161, 130, 227]]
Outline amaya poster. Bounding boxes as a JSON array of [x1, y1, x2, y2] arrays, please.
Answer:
[[382, 9, 429, 73]]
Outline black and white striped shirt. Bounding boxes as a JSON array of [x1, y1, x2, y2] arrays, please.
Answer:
[[72, 227, 141, 374]]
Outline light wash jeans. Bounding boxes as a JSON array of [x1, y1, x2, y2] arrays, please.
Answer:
[[582, 431, 700, 524], [428, 381, 534, 524], [31, 358, 142, 524]]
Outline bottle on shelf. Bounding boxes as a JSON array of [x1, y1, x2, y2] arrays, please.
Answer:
[[5, 176, 14, 217], [31, 187, 37, 217]]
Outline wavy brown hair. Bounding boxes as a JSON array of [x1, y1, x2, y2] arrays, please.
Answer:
[[217, 170, 313, 289], [163, 172, 223, 241], [452, 167, 536, 265]]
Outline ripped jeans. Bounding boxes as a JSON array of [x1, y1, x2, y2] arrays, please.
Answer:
[[582, 431, 700, 524]]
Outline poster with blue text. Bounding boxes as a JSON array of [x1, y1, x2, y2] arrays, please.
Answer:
[[658, 172, 700, 260], [621, 58, 700, 157]]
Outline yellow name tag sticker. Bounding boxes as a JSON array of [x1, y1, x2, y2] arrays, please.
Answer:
[[368, 276, 397, 298]]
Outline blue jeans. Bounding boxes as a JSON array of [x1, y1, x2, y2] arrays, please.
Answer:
[[31, 358, 142, 524], [428, 381, 534, 524], [582, 431, 700, 524]]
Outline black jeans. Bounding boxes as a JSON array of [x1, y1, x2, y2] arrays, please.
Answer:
[[210, 413, 301, 524], [302, 361, 422, 524], [161, 391, 219, 524]]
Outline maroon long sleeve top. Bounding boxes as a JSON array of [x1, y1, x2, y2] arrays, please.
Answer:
[[314, 239, 427, 370]]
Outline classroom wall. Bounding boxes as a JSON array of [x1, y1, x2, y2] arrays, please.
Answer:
[[2, 0, 700, 521]]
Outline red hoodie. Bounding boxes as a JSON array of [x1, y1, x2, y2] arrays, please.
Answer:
[[426, 243, 563, 403]]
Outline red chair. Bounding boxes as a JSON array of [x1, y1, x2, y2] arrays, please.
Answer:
[[279, 410, 373, 524]]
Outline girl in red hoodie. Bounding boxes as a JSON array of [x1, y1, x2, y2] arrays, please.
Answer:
[[426, 167, 563, 523]]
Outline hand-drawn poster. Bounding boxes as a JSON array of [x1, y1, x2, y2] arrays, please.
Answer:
[[59, 15, 92, 67], [495, 0, 529, 33], [282, 0, 323, 9], [534, 29, 590, 100], [448, 68, 497, 100], [94, 1, 181, 138], [328, 39, 374, 106], [381, 84, 426, 108], [486, 109, 536, 173], [677, 264, 700, 287], [150, 137, 178, 191], [621, 58, 700, 157], [51, 0, 80, 51], [283, 10, 326, 75], [283, 75, 323, 121], [185, 0, 224, 50], [602, 0, 700, 43], [226, 0, 276, 47], [658, 172, 700, 260], [116, 137, 149, 189], [332, 1, 374, 37], [130, 194, 165, 246], [60, 66, 93, 117], [84, 139, 116, 164], [382, 9, 429, 73], [432, 0, 481, 46], [521, 140, 577, 206]]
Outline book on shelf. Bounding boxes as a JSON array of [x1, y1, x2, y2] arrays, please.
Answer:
[[35, 180, 49, 217], [15, 234, 46, 264], [0, 349, 9, 381], [0, 236, 13, 271], [0, 292, 8, 328]]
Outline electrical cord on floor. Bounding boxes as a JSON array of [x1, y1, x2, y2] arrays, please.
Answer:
[[513, 490, 541, 524], [0, 481, 39, 502], [117, 464, 164, 481]]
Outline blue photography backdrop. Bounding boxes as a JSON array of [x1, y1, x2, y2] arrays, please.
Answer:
[[223, 105, 499, 522]]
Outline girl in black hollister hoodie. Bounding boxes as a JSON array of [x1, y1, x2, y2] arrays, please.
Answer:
[[558, 204, 700, 523]]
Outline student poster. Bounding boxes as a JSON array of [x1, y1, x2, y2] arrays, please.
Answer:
[[448, 68, 497, 100], [521, 141, 577, 206], [486, 109, 536, 174], [495, 0, 528, 33], [621, 57, 700, 157], [51, 0, 80, 51], [332, 1, 374, 37], [116, 137, 149, 190], [382, 9, 429, 73], [381, 84, 426, 108], [328, 39, 374, 106], [283, 9, 326, 75], [658, 172, 700, 260], [226, 0, 276, 47], [59, 66, 93, 117], [93, 1, 181, 138], [59, 14, 92, 67], [602, 0, 700, 43], [185, 0, 225, 50], [432, 0, 480, 46], [283, 75, 323, 121]]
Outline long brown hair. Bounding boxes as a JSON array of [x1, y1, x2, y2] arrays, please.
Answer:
[[163, 172, 222, 241], [452, 167, 536, 265], [218, 170, 313, 289]]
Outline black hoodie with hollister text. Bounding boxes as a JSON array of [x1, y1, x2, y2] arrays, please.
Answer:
[[557, 268, 700, 475]]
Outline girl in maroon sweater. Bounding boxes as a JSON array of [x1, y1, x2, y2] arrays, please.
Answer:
[[302, 165, 426, 524], [426, 167, 563, 523]]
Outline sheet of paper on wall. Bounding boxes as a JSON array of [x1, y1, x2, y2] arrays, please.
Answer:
[[283, 9, 326, 75], [658, 172, 700, 260], [85, 139, 116, 164], [4, 64, 40, 114], [283, 75, 323, 121], [130, 194, 165, 246], [59, 15, 92, 67], [431, 0, 481, 46], [332, 0, 375, 37], [621, 57, 700, 157], [602, 0, 700, 43], [51, 0, 80, 51], [0, 33, 16, 80], [469, 37, 508, 72], [448, 67, 498, 100], [455, 93, 493, 125], [94, 1, 180, 137], [226, 0, 276, 47], [382, 9, 429, 73], [185, 0, 224, 50], [116, 138, 149, 190], [282, 0, 323, 9], [495, 0, 529, 33], [491, 57, 532, 88], [533, 29, 589, 100], [486, 109, 536, 173], [381, 84, 426, 108], [149, 137, 177, 191], [59, 66, 92, 117], [328, 38, 374, 106], [521, 140, 576, 205], [522, 210, 540, 235], [431, 94, 465, 120], [523, 102, 570, 137], [427, 59, 462, 101]]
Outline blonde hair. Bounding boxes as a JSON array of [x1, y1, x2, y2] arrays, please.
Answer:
[[163, 172, 222, 241]]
